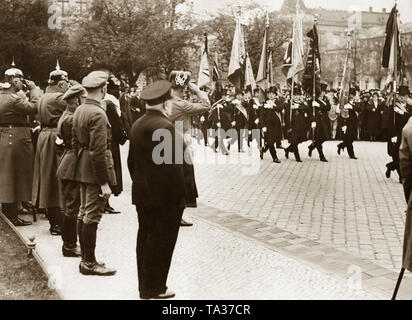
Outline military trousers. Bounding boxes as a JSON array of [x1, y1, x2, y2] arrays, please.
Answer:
[[61, 180, 81, 248], [78, 183, 106, 225], [136, 205, 184, 298]]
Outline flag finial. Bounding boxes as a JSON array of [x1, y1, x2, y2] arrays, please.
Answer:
[[56, 59, 60, 71]]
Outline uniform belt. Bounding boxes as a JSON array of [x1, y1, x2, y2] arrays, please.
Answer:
[[0, 123, 30, 128]]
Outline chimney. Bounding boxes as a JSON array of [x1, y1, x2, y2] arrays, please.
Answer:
[[369, 6, 373, 12]]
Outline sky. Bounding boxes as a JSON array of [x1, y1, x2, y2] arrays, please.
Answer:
[[191, 0, 412, 23]]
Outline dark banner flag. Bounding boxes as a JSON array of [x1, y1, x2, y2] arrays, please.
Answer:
[[303, 23, 321, 96], [382, 4, 401, 89]]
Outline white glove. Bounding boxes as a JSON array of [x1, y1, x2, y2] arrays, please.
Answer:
[[311, 122, 316, 129], [342, 126, 347, 134], [217, 122, 221, 128], [253, 104, 259, 110], [262, 127, 267, 133], [292, 103, 299, 110], [394, 107, 405, 115], [232, 121, 236, 127], [136, 108, 140, 112], [100, 183, 112, 200], [312, 101, 320, 107], [392, 136, 398, 143], [254, 119, 259, 125], [55, 137, 64, 146], [32, 125, 41, 134], [200, 116, 205, 123]]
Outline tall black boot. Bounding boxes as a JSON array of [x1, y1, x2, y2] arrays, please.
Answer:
[[77, 219, 84, 261], [47, 207, 62, 235], [79, 223, 116, 276], [317, 146, 328, 162], [348, 144, 357, 160], [62, 216, 81, 257], [269, 145, 280, 163], [294, 146, 302, 163], [308, 143, 315, 158]]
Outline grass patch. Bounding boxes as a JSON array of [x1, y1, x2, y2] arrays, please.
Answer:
[[0, 216, 60, 300]]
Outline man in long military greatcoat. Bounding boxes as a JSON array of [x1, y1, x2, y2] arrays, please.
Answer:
[[0, 65, 40, 226], [32, 64, 70, 235]]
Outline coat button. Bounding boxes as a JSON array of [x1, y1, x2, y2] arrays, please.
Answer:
[[9, 142, 12, 145], [9, 134, 12, 138]]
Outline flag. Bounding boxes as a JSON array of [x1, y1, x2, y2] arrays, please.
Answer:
[[244, 52, 256, 92], [228, 19, 246, 90], [267, 50, 274, 88], [287, 2, 305, 80], [382, 4, 401, 88], [256, 28, 268, 91], [281, 40, 293, 78], [213, 52, 220, 82], [303, 23, 321, 96], [197, 34, 211, 88]]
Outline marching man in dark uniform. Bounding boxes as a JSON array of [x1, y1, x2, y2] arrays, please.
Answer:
[[32, 63, 70, 235], [260, 88, 283, 163], [384, 85, 412, 180], [72, 71, 117, 276], [209, 89, 232, 155], [0, 64, 40, 226], [337, 94, 360, 160], [231, 90, 248, 153], [247, 88, 263, 150], [284, 87, 310, 163], [128, 80, 186, 300], [56, 83, 87, 257], [308, 82, 331, 162]]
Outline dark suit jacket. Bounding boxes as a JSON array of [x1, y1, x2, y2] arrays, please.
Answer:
[[127, 109, 186, 208]]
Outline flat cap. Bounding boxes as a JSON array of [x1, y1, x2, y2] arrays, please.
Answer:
[[141, 80, 172, 102], [62, 84, 86, 101], [82, 71, 109, 89]]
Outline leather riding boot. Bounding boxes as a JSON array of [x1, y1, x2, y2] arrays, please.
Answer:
[[80, 223, 116, 276], [77, 219, 84, 260], [294, 146, 302, 163], [82, 223, 97, 264], [348, 145, 357, 159], [317, 146, 328, 162]]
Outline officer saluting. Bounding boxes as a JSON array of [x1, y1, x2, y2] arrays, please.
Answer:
[[0, 63, 40, 226], [72, 71, 117, 276], [32, 62, 70, 235], [128, 80, 186, 300]]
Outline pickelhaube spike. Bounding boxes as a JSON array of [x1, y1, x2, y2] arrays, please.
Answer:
[[11, 57, 15, 67], [48, 59, 68, 84]]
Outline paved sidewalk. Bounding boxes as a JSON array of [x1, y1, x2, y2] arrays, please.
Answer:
[[17, 207, 380, 300]]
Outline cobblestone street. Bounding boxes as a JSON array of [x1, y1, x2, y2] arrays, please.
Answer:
[[194, 140, 406, 272]]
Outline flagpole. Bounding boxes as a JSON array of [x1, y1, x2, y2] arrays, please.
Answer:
[[339, 30, 351, 111], [312, 17, 318, 142], [393, 2, 398, 128]]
